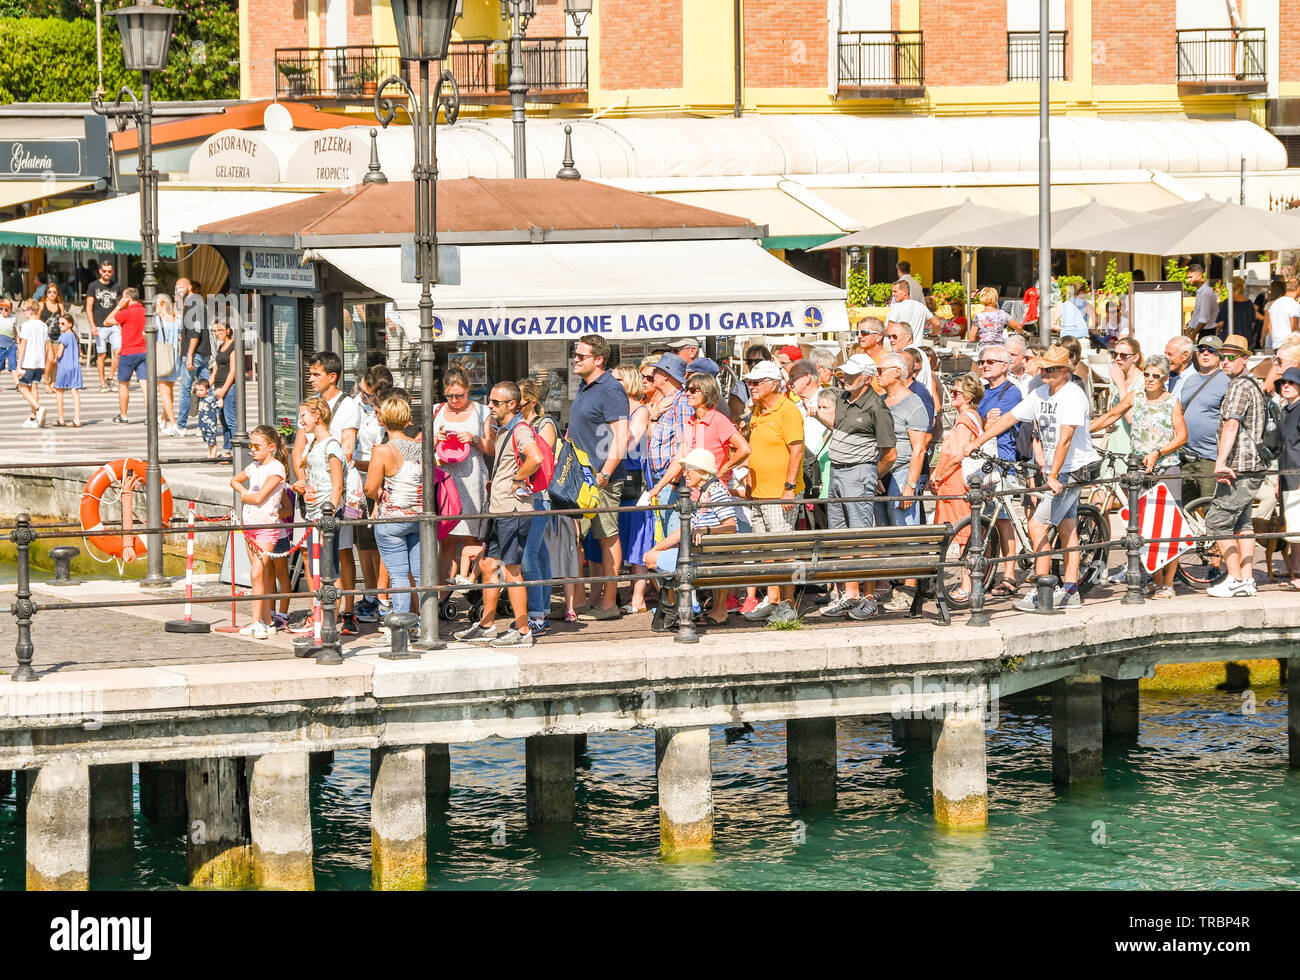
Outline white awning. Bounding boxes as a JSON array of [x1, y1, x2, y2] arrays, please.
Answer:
[[0, 187, 316, 257], [311, 240, 849, 341], [0, 179, 95, 209]]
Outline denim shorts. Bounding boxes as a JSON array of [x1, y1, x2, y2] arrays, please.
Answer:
[[95, 324, 120, 355], [0, 336, 15, 371], [1031, 472, 1082, 527]]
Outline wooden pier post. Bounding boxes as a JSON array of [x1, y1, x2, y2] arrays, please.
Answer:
[[26, 759, 90, 890], [186, 758, 252, 888], [1101, 678, 1140, 740], [526, 735, 575, 824], [932, 710, 988, 829], [249, 752, 314, 890], [1052, 675, 1104, 784], [89, 764, 134, 852], [371, 745, 427, 890], [655, 726, 713, 857], [787, 717, 837, 810], [138, 760, 186, 821]]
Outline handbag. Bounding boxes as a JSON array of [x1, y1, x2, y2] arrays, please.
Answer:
[[547, 437, 601, 516], [155, 338, 177, 378]]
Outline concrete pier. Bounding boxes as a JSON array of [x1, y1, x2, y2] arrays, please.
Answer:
[[426, 744, 451, 811], [1052, 675, 1104, 784], [249, 753, 314, 890], [931, 711, 988, 829], [138, 760, 186, 821], [1102, 678, 1140, 739], [655, 726, 713, 857], [186, 758, 252, 888], [309, 751, 335, 773], [1290, 656, 1300, 769], [787, 717, 837, 810], [892, 716, 937, 747], [89, 764, 134, 852], [25, 759, 90, 890], [526, 735, 576, 824], [371, 745, 426, 891]]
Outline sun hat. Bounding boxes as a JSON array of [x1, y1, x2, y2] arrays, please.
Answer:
[[652, 353, 688, 385], [839, 353, 878, 376], [1038, 346, 1071, 368], [678, 447, 719, 477], [437, 430, 472, 464], [742, 360, 783, 383], [685, 357, 720, 377], [1280, 366, 1300, 388], [1221, 334, 1251, 354], [666, 337, 699, 349]]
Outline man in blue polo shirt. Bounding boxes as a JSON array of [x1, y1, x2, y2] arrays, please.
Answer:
[[569, 333, 629, 621], [977, 344, 1023, 591]]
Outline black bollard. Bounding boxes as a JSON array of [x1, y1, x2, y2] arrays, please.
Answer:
[[674, 494, 699, 644], [1035, 574, 1062, 615], [315, 511, 344, 666], [1121, 452, 1146, 606], [9, 514, 38, 682], [48, 545, 80, 587], [966, 472, 990, 627], [380, 611, 419, 661]]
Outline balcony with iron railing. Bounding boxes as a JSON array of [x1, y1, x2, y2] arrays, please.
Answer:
[[836, 31, 924, 98], [1176, 28, 1266, 94], [1006, 31, 1067, 81], [273, 38, 588, 105]]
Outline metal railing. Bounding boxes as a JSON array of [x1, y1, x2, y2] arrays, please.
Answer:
[[836, 31, 924, 90], [1006, 31, 1067, 81], [273, 38, 588, 102], [1176, 28, 1266, 85], [7, 454, 1294, 677]]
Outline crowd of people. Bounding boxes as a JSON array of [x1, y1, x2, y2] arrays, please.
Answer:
[[0, 261, 241, 453], [215, 270, 1300, 650]]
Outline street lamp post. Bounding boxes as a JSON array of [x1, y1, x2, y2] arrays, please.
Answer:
[[92, 0, 177, 589], [1036, 0, 1051, 347], [501, 0, 535, 179], [563, 0, 591, 34], [377, 0, 461, 652]]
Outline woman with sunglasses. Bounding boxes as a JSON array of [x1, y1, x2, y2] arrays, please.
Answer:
[[1089, 353, 1187, 597], [639, 355, 663, 412], [611, 364, 656, 614], [928, 373, 986, 601], [433, 365, 494, 588], [1097, 338, 1144, 484]]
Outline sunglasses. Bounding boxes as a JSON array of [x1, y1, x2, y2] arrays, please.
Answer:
[[1142, 372, 1165, 379], [1196, 346, 1219, 354], [445, 391, 468, 399], [1219, 353, 1245, 362], [488, 398, 510, 407], [641, 374, 656, 383], [978, 358, 1008, 366], [572, 351, 595, 362], [1115, 351, 1138, 359]]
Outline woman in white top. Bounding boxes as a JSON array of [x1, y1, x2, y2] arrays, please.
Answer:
[[155, 294, 184, 435], [365, 393, 424, 619], [432, 365, 494, 585], [230, 424, 287, 639]]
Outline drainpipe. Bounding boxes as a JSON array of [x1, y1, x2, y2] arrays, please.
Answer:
[[734, 0, 742, 117]]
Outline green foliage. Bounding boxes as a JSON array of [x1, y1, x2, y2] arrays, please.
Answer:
[[1165, 258, 1196, 294], [0, 2, 238, 104], [931, 280, 968, 305], [846, 268, 894, 307], [1055, 274, 1086, 291], [765, 616, 803, 631], [1099, 257, 1132, 298]]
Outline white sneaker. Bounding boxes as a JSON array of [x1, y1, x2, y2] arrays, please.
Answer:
[[252, 622, 270, 640], [239, 623, 258, 636], [21, 417, 36, 428], [34, 406, 46, 427], [1207, 577, 1255, 598]]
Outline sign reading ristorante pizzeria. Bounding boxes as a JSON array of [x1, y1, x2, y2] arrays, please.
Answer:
[[189, 131, 281, 184]]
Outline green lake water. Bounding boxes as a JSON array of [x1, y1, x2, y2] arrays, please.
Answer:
[[0, 685, 1295, 890]]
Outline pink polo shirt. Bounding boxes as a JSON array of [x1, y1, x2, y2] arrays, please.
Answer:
[[683, 408, 740, 477]]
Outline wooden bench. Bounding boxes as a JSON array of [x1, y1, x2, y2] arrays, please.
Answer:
[[681, 524, 952, 625]]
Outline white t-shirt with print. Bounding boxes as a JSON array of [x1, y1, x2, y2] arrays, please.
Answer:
[[1010, 380, 1099, 475], [241, 460, 286, 527], [1267, 295, 1300, 348]]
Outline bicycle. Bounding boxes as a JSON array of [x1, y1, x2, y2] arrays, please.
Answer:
[[937, 448, 1110, 608]]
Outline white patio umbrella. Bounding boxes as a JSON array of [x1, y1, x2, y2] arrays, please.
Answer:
[[1068, 198, 1300, 256]]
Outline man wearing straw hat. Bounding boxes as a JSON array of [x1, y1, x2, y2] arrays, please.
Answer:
[[968, 345, 1099, 611]]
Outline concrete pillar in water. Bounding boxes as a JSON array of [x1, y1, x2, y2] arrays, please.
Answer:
[[426, 744, 450, 811], [248, 753, 313, 890], [138, 760, 186, 821], [371, 746, 426, 891], [655, 726, 713, 857], [787, 717, 837, 809], [1102, 678, 1140, 739], [892, 716, 937, 747], [1289, 656, 1300, 769], [1052, 674, 1103, 784], [932, 711, 988, 829], [574, 733, 589, 754], [526, 735, 575, 824], [186, 758, 252, 888], [26, 759, 90, 890], [89, 764, 134, 852]]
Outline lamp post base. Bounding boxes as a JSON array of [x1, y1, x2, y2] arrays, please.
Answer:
[[411, 638, 447, 652], [141, 574, 175, 589]]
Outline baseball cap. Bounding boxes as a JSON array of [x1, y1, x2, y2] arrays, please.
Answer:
[[1195, 335, 1223, 351], [1221, 334, 1251, 354], [742, 360, 783, 383], [839, 353, 878, 376], [666, 337, 699, 349], [778, 345, 803, 361], [685, 357, 720, 377]]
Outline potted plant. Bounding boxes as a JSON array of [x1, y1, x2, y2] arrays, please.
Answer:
[[276, 61, 312, 98], [846, 268, 896, 324], [357, 63, 381, 96]]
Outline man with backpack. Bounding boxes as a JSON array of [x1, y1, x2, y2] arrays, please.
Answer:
[[454, 381, 545, 648], [1206, 334, 1274, 598]]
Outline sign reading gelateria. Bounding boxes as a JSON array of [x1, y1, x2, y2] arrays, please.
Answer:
[[239, 247, 316, 290], [189, 132, 281, 184], [0, 140, 83, 177]]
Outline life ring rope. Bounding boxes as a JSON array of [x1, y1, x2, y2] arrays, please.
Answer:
[[78, 457, 173, 565]]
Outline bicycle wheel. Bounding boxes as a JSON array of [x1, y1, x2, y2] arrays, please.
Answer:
[[939, 514, 1002, 609], [1049, 503, 1110, 594], [1174, 496, 1228, 590]]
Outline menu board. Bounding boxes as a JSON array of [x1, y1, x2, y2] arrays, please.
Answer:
[[1130, 282, 1185, 356]]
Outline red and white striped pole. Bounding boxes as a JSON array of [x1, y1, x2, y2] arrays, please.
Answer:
[[165, 500, 211, 634], [311, 529, 322, 643]]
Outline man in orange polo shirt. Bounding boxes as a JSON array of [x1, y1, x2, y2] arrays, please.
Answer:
[[739, 360, 804, 624]]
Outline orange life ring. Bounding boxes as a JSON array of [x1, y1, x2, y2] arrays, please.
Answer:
[[79, 458, 173, 561]]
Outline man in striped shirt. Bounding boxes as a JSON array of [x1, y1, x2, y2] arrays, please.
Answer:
[[646, 353, 691, 529]]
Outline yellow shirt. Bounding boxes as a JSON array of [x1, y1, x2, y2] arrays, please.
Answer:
[[748, 396, 805, 499]]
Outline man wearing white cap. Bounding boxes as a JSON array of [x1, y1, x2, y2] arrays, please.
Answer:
[[646, 448, 739, 631], [739, 359, 804, 624], [813, 353, 897, 621]]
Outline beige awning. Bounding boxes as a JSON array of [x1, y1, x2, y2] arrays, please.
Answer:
[[0, 179, 94, 209], [651, 187, 849, 249]]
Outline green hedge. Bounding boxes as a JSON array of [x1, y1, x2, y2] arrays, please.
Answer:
[[0, 5, 238, 103]]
